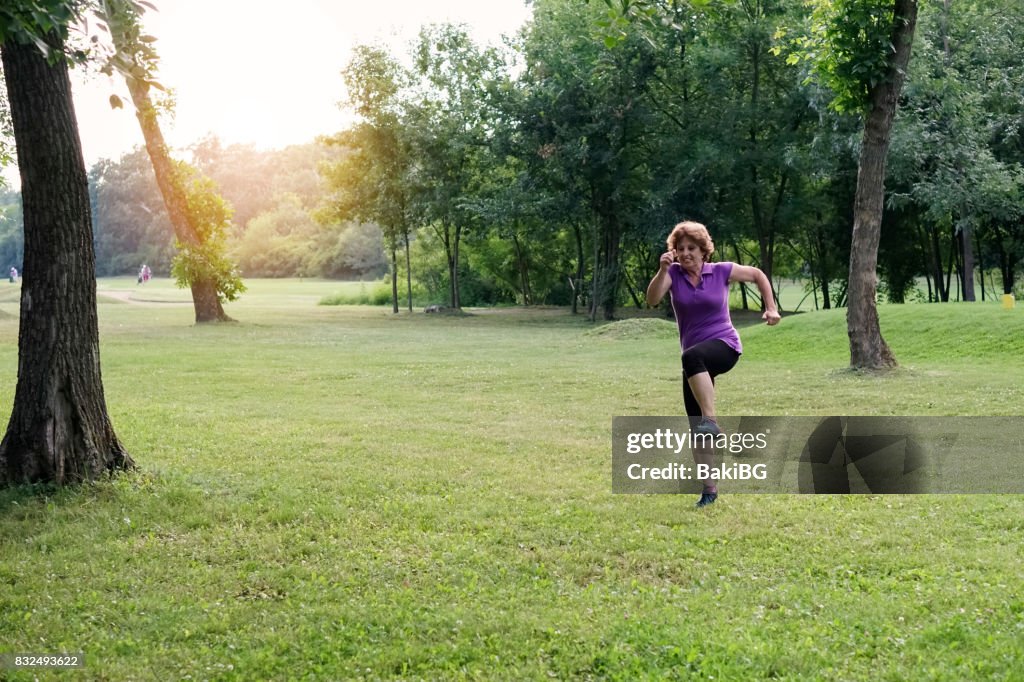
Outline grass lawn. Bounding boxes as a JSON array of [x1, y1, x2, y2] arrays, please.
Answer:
[[1, 278, 1022, 680]]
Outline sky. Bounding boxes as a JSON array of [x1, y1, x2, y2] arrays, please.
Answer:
[[63, 0, 533, 166]]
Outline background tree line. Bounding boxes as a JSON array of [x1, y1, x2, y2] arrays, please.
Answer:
[[318, 0, 1024, 318], [3, 0, 1022, 316]]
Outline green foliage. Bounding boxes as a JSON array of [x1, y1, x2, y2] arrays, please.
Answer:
[[89, 149, 176, 275], [318, 279, 405, 306], [308, 220, 387, 280], [8, 0, 1017, 311], [0, 0, 77, 57], [320, 45, 410, 242], [775, 0, 904, 114], [168, 161, 245, 303], [91, 0, 167, 93], [881, 0, 1024, 301], [84, 141, 373, 280], [593, 0, 722, 48], [403, 226, 502, 306], [231, 193, 321, 278]]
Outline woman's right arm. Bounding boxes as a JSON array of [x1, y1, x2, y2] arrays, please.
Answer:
[[645, 251, 675, 307]]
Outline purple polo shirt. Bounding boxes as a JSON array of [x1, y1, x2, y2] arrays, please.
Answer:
[[668, 261, 742, 354]]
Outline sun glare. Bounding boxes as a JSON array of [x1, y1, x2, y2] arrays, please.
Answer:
[[66, 0, 531, 165]]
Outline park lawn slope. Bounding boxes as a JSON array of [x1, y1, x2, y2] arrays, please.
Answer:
[[0, 290, 1021, 680], [740, 302, 1024, 364]]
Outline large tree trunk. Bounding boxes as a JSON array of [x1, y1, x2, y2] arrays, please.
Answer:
[[596, 209, 622, 321], [125, 78, 229, 323], [1, 37, 133, 485], [847, 0, 917, 370]]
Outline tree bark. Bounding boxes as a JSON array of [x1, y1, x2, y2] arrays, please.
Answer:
[[732, 242, 751, 310], [512, 233, 532, 305], [995, 228, 1016, 295], [454, 225, 462, 310], [846, 0, 917, 369], [975, 229, 984, 301], [1, 37, 133, 485], [600, 215, 622, 321], [816, 223, 832, 309], [571, 223, 584, 315], [125, 78, 229, 323], [404, 231, 413, 312], [929, 224, 948, 301], [960, 222, 976, 301], [390, 243, 399, 314]]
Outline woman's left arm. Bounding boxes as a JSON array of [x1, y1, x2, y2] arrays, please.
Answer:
[[728, 264, 781, 326]]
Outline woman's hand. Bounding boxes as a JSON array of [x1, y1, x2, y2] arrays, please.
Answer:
[[647, 251, 675, 307], [762, 309, 781, 326]]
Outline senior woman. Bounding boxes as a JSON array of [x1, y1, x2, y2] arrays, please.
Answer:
[[646, 221, 780, 507]]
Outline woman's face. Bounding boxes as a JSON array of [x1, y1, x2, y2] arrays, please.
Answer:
[[674, 236, 704, 267]]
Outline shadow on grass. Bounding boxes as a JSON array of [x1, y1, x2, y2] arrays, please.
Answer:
[[0, 469, 158, 517], [0, 481, 66, 515]]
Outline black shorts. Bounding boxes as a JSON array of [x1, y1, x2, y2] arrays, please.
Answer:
[[680, 339, 740, 418]]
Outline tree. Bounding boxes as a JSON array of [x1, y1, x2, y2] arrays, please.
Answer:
[[838, 1, 917, 368], [0, 6, 133, 484], [601, 0, 916, 362], [788, 0, 918, 367], [880, 0, 1024, 304], [641, 0, 811, 303], [524, 0, 659, 320], [321, 45, 414, 313], [405, 24, 501, 311], [96, 0, 244, 323]]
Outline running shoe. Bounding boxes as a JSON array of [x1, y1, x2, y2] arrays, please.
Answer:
[[695, 418, 721, 436], [695, 492, 718, 508]]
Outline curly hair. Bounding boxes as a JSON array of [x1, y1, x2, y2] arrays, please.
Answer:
[[667, 221, 715, 259]]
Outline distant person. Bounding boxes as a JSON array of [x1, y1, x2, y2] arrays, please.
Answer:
[[645, 220, 781, 508], [9, 266, 16, 283], [143, 264, 152, 283]]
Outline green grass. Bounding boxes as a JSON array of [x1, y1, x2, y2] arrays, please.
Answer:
[[0, 280, 1022, 680]]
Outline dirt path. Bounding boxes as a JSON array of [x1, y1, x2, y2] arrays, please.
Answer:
[[97, 289, 138, 303], [97, 289, 191, 306]]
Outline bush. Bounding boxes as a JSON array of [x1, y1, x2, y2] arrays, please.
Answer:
[[318, 279, 431, 307], [319, 281, 391, 306]]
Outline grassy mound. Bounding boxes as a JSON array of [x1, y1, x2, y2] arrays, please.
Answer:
[[743, 302, 1023, 363], [583, 316, 678, 340]]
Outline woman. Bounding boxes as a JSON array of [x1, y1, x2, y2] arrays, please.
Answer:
[[646, 221, 780, 507]]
